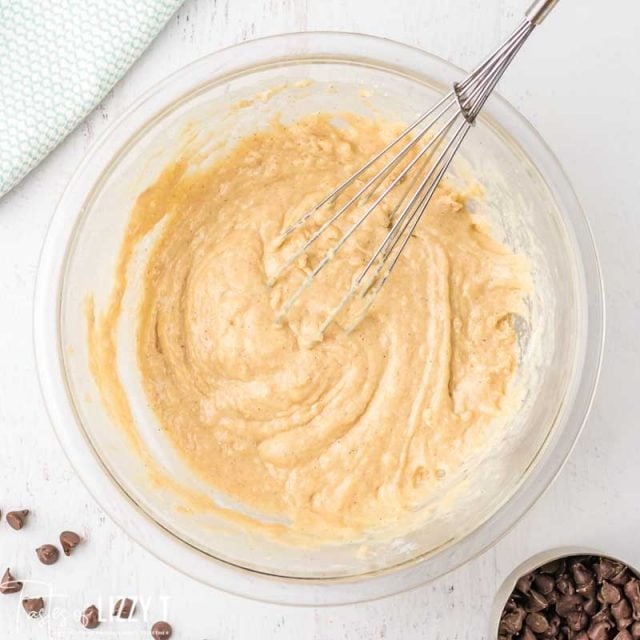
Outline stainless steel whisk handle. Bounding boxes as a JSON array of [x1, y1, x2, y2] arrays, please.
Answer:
[[272, 0, 562, 331], [454, 0, 559, 123], [526, 0, 560, 25]]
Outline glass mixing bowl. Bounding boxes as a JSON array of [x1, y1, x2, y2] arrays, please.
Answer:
[[34, 32, 604, 605]]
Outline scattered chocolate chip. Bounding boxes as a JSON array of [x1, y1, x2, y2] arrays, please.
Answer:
[[631, 621, 640, 640], [6, 510, 29, 530], [113, 598, 135, 619], [59, 531, 81, 556], [36, 544, 59, 565], [151, 621, 173, 639], [0, 568, 23, 594], [81, 604, 100, 629], [22, 597, 45, 618], [521, 627, 537, 640]]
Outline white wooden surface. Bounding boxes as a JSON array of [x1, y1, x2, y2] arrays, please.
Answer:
[[2, 0, 640, 637]]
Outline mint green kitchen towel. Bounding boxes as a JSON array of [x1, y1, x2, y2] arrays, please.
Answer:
[[0, 0, 184, 197]]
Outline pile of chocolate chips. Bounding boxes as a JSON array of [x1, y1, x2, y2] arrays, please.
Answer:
[[499, 555, 640, 640]]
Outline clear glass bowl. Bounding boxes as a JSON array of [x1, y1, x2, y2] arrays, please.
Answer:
[[34, 32, 604, 605]]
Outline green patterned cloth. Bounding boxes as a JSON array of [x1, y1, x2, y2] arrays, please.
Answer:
[[0, 0, 184, 197]]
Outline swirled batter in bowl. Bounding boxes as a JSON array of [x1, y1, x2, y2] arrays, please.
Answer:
[[88, 112, 531, 542]]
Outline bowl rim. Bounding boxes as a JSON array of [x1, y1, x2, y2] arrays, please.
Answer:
[[33, 30, 605, 605]]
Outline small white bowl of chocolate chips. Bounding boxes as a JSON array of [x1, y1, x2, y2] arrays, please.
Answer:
[[492, 550, 640, 640]]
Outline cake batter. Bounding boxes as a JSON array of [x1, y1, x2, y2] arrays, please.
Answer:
[[88, 112, 531, 541]]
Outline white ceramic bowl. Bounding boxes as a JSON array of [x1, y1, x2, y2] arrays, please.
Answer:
[[34, 32, 604, 605], [490, 548, 640, 638]]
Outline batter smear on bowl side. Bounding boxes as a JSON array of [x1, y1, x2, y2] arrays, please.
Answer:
[[88, 112, 531, 542]]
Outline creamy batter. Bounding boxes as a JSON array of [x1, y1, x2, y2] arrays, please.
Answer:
[[88, 112, 531, 542]]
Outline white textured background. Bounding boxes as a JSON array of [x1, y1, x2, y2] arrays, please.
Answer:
[[1, 0, 640, 638]]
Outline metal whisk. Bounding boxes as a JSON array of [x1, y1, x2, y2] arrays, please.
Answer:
[[271, 0, 559, 333]]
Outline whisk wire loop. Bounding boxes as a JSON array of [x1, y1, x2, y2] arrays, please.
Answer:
[[269, 0, 558, 334]]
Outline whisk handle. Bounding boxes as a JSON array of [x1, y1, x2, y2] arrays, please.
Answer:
[[526, 0, 559, 25]]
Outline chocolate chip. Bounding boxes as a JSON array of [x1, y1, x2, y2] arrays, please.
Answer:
[[81, 604, 100, 629], [557, 574, 576, 595], [151, 621, 173, 639], [542, 614, 560, 638], [594, 558, 618, 582], [540, 559, 563, 575], [592, 606, 614, 626], [526, 612, 550, 633], [615, 571, 633, 587], [600, 581, 623, 605], [588, 620, 613, 640], [500, 607, 526, 634], [36, 544, 59, 565], [526, 589, 549, 612], [59, 531, 81, 556], [579, 583, 598, 602], [0, 568, 22, 594], [612, 600, 633, 620], [517, 573, 535, 595], [113, 598, 135, 619], [584, 597, 599, 616], [500, 555, 640, 640], [566, 610, 589, 631], [556, 593, 583, 617], [625, 579, 640, 619], [625, 580, 640, 598], [535, 574, 556, 595], [572, 562, 594, 587], [22, 597, 45, 618], [6, 510, 29, 530]]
